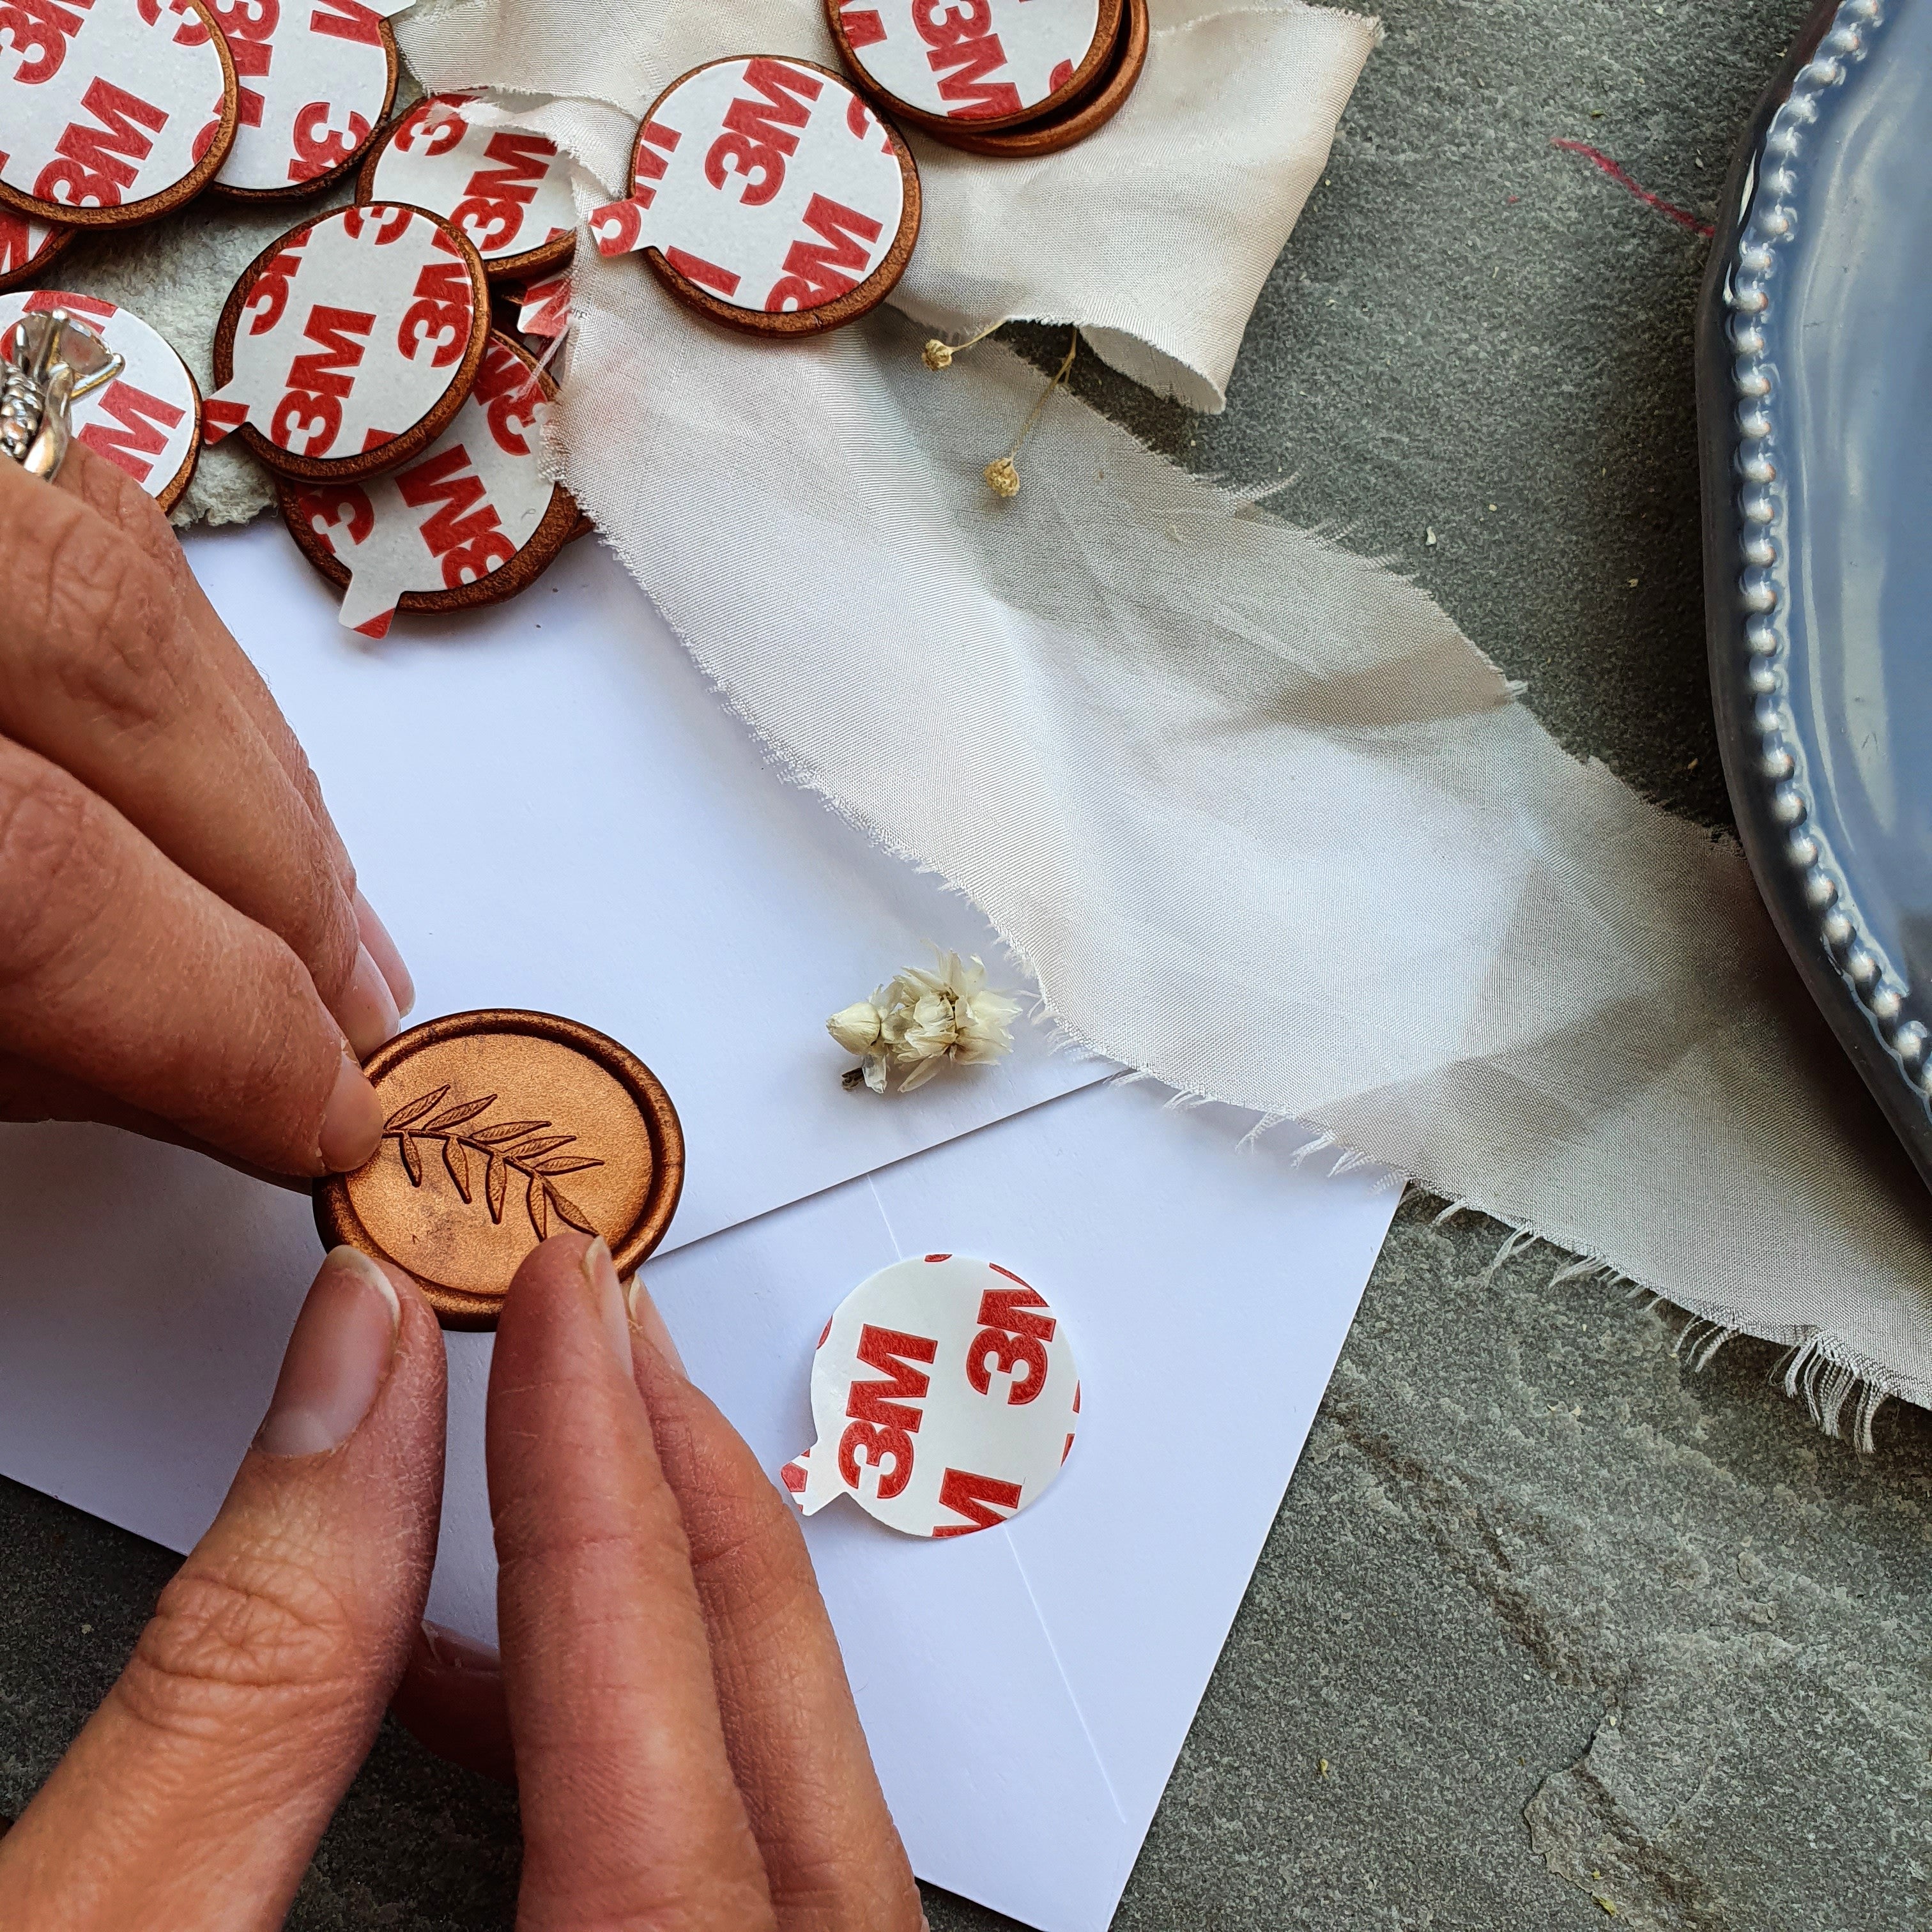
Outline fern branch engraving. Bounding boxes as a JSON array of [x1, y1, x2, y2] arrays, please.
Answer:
[[383, 1085, 603, 1239]]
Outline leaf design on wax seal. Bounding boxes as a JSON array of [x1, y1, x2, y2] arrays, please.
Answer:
[[382, 1087, 604, 1243]]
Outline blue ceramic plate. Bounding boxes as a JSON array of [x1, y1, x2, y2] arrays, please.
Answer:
[[1699, 0, 1932, 1190]]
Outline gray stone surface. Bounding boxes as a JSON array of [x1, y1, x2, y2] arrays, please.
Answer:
[[8, 1, 1930, 1929]]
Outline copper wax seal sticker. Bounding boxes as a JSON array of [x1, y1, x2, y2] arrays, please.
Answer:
[[314, 1009, 684, 1330]]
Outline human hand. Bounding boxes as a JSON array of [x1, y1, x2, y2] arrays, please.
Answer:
[[0, 1234, 923, 1931], [0, 441, 411, 1176]]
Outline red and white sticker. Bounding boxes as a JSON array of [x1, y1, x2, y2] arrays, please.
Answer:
[[204, 203, 479, 470], [781, 1254, 1080, 1539], [208, 0, 406, 195], [0, 0, 233, 220], [510, 268, 569, 338], [279, 332, 560, 635], [363, 96, 574, 274], [0, 287, 199, 507], [0, 210, 70, 290], [590, 57, 905, 317], [837, 0, 1100, 121]]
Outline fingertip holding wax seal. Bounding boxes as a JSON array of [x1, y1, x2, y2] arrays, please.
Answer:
[[314, 1009, 683, 1330], [782, 1254, 1080, 1538]]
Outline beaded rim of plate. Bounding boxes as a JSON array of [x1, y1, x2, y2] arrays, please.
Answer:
[[1722, 0, 1931, 1117]]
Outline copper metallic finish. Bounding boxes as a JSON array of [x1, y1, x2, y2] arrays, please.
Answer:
[[825, 0, 1123, 137], [632, 59, 922, 341], [314, 1010, 684, 1330], [924, 0, 1146, 158]]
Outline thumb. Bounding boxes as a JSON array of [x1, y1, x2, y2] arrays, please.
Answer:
[[0, 1247, 447, 1932]]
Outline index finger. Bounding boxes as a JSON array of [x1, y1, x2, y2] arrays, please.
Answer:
[[50, 441, 363, 906], [487, 1234, 775, 1932], [36, 445, 413, 1025]]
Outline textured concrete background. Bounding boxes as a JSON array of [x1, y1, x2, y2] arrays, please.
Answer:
[[6, 2, 1931, 1928]]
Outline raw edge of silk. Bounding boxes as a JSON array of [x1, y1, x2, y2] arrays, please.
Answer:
[[546, 247, 1932, 1444], [395, 0, 1384, 414], [888, 0, 1386, 413]]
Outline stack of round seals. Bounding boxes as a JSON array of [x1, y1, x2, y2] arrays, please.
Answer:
[[824, 0, 1148, 158]]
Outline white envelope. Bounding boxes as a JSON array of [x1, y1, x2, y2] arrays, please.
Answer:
[[0, 530, 1399, 1929], [0, 1082, 1395, 1932], [181, 521, 1101, 1250]]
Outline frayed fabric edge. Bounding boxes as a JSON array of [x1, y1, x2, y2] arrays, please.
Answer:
[[570, 489, 1927, 1458], [1422, 1199, 1924, 1453]]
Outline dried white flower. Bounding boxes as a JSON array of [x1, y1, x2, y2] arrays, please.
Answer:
[[827, 949, 1023, 1093], [827, 989, 894, 1092], [827, 1000, 885, 1055]]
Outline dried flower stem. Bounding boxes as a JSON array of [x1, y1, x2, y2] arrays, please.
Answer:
[[923, 318, 1004, 371], [985, 328, 1078, 500]]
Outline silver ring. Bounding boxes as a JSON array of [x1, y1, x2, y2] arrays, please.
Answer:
[[1, 308, 124, 482]]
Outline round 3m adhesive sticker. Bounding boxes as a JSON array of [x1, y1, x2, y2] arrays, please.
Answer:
[[589, 56, 919, 339], [206, 0, 403, 199], [0, 288, 201, 507], [781, 1254, 1080, 1539], [278, 329, 577, 636], [827, 0, 1116, 134], [204, 201, 489, 480], [0, 210, 73, 293], [359, 96, 576, 280], [0, 0, 238, 227]]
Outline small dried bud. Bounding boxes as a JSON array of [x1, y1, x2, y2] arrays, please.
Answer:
[[985, 455, 1020, 499], [922, 338, 954, 371], [827, 1000, 884, 1055]]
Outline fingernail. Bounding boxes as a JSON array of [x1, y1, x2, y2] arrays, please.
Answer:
[[355, 889, 415, 1018], [581, 1236, 632, 1370], [256, 1246, 400, 1455], [625, 1273, 687, 1379], [421, 1619, 500, 1674], [319, 1045, 385, 1172], [339, 942, 401, 1058]]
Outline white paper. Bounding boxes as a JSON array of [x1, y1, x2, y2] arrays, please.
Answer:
[[590, 58, 904, 314], [183, 518, 1101, 1249], [0, 1079, 1396, 1932]]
